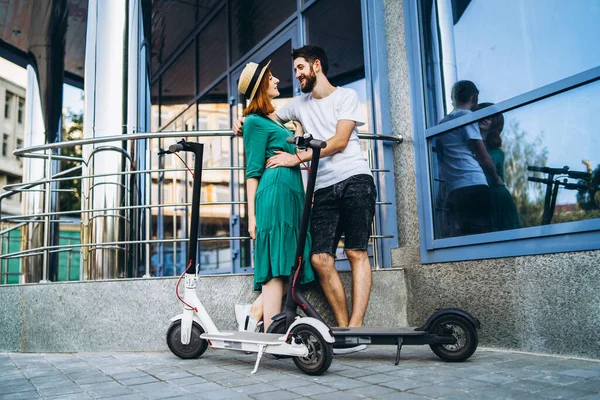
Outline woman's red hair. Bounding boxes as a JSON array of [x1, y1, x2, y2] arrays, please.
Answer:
[[243, 68, 275, 117]]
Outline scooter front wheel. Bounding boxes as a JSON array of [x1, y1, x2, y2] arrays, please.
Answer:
[[291, 324, 333, 376], [166, 320, 208, 359], [429, 315, 478, 362]]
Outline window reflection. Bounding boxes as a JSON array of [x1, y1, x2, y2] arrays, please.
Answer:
[[430, 79, 600, 239], [228, 0, 296, 63], [160, 43, 195, 128], [419, 0, 600, 128]]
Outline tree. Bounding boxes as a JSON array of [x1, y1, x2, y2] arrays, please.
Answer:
[[59, 111, 83, 211], [502, 120, 548, 228]]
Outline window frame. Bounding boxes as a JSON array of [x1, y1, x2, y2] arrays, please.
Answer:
[[403, 0, 600, 263]]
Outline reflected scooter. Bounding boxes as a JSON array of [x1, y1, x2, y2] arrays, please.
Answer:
[[266, 139, 482, 364], [165, 138, 334, 375]]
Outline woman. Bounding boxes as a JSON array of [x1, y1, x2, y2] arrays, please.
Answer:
[[472, 102, 520, 231], [235, 60, 315, 332]]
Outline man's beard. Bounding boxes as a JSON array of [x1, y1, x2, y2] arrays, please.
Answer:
[[300, 68, 317, 93]]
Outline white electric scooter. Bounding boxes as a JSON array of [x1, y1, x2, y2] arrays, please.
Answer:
[[165, 138, 334, 375]]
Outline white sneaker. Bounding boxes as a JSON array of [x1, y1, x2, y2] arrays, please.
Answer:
[[333, 344, 367, 355], [235, 304, 252, 331], [235, 304, 261, 332]]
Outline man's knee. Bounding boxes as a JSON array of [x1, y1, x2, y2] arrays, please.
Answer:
[[311, 253, 334, 271], [344, 249, 369, 265]]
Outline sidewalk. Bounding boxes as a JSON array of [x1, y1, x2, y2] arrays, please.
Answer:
[[1, 346, 599, 400]]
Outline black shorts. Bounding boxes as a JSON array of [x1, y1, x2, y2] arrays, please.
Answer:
[[310, 174, 377, 256]]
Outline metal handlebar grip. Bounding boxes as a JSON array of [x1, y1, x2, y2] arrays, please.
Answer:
[[169, 143, 184, 153], [286, 135, 327, 149]]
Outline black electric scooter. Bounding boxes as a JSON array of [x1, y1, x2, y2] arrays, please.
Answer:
[[270, 135, 481, 364], [165, 137, 336, 375]]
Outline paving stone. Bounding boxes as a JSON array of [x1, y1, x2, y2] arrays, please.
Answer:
[[380, 378, 431, 391], [36, 384, 85, 397], [81, 381, 134, 398], [1, 348, 599, 400], [287, 382, 338, 396], [408, 384, 467, 398], [558, 369, 600, 378], [130, 382, 189, 399], [249, 389, 299, 400], [0, 391, 41, 400], [179, 381, 223, 393], [355, 372, 398, 384], [0, 382, 37, 395]]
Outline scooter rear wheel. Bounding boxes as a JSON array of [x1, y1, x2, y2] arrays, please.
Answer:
[[429, 315, 478, 362], [166, 320, 208, 359], [291, 324, 333, 375]]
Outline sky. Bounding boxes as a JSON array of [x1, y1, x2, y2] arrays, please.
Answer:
[[451, 0, 600, 205]]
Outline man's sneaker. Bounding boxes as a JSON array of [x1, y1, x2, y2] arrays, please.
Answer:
[[333, 344, 367, 355]]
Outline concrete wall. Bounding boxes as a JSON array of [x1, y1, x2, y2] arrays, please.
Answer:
[[383, 0, 600, 360], [0, 269, 407, 352]]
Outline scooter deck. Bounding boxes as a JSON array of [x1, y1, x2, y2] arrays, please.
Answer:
[[332, 327, 423, 336], [331, 327, 451, 346], [201, 330, 284, 345]]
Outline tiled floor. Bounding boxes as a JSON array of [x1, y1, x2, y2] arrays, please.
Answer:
[[1, 346, 599, 399]]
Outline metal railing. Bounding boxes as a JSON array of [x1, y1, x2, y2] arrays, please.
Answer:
[[1, 130, 402, 284]]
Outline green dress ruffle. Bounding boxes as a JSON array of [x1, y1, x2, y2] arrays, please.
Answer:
[[243, 114, 315, 291]]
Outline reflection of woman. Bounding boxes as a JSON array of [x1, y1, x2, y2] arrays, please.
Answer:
[[472, 102, 520, 231], [235, 60, 315, 332]]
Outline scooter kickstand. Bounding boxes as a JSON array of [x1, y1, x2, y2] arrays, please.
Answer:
[[251, 345, 265, 374], [395, 337, 403, 365]]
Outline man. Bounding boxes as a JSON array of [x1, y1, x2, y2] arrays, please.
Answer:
[[234, 46, 375, 353], [435, 80, 503, 236]]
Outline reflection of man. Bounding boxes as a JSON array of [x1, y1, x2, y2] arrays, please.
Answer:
[[435, 80, 503, 236], [234, 46, 375, 353]]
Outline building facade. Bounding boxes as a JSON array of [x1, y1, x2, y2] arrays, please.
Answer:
[[0, 0, 599, 358], [0, 76, 25, 217]]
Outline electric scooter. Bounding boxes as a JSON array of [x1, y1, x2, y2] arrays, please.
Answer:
[[165, 138, 334, 375], [266, 138, 481, 365]]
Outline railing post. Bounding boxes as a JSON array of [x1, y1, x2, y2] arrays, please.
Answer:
[[41, 150, 52, 282]]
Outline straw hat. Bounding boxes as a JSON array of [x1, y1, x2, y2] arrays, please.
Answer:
[[238, 59, 271, 102]]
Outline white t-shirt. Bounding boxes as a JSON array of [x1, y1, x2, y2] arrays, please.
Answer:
[[435, 109, 488, 192], [276, 87, 371, 190]]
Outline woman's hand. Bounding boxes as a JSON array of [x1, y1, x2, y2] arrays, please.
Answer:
[[266, 151, 299, 168], [248, 215, 257, 240]]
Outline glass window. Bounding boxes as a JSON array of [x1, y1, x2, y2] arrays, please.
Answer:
[[4, 92, 13, 119], [304, 0, 369, 133], [430, 79, 600, 239], [228, 0, 296, 63], [151, 0, 220, 73], [17, 98, 24, 124], [195, 79, 232, 274], [160, 43, 195, 128], [419, 0, 600, 128], [2, 134, 9, 156], [304, 0, 365, 88], [197, 9, 227, 94], [151, 81, 160, 132]]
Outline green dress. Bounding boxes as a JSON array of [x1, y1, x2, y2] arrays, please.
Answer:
[[487, 148, 520, 231], [243, 114, 315, 291]]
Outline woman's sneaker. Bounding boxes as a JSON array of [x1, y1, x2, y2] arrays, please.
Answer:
[[234, 304, 262, 332]]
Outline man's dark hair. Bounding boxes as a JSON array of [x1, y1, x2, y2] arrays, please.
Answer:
[[292, 45, 329, 76], [451, 80, 479, 106]]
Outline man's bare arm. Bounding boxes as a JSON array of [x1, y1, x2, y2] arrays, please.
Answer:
[[265, 119, 356, 168]]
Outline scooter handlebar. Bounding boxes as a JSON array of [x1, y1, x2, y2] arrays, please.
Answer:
[[169, 143, 185, 153], [286, 135, 327, 149]]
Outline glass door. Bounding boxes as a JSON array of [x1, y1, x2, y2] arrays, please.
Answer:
[[229, 24, 299, 272]]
